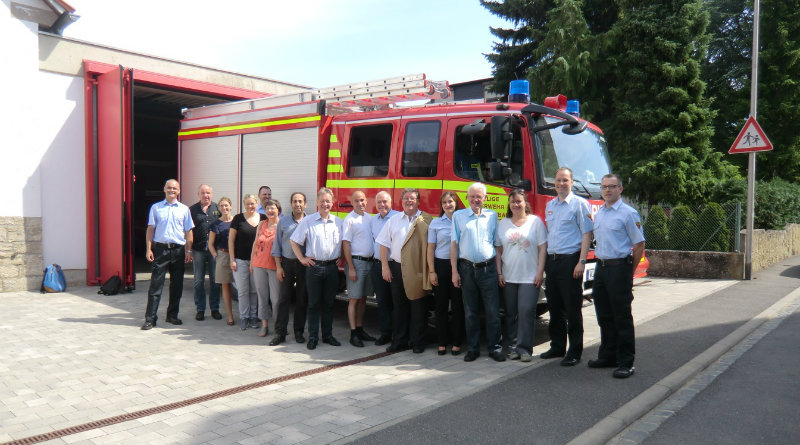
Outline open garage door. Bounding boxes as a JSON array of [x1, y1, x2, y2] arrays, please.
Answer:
[[85, 65, 135, 287]]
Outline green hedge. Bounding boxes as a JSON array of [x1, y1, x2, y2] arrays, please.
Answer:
[[709, 178, 800, 230], [668, 206, 697, 250], [643, 205, 668, 249]]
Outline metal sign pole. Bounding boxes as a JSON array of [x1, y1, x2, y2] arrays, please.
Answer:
[[745, 0, 760, 280]]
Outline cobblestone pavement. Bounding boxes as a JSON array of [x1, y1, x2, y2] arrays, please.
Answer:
[[1, 277, 734, 445]]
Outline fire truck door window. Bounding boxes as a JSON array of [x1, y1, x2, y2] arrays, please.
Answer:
[[402, 121, 440, 178], [454, 122, 524, 185], [347, 124, 392, 177]]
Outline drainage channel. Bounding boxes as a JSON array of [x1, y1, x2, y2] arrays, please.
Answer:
[[2, 350, 394, 445]]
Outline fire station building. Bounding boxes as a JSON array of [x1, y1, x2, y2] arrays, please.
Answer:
[[1, 0, 310, 292]]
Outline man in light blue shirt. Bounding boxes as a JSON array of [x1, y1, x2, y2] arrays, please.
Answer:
[[589, 174, 645, 379], [542, 167, 594, 366], [450, 182, 504, 363], [142, 179, 195, 330], [290, 187, 343, 350], [269, 192, 308, 345], [369, 191, 399, 345]]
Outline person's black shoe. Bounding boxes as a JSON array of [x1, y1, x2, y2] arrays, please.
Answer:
[[211, 310, 223, 320], [412, 345, 425, 354], [588, 358, 619, 368], [560, 357, 580, 367], [451, 347, 462, 356], [322, 336, 341, 346], [166, 317, 183, 325], [386, 343, 409, 353], [356, 327, 376, 342], [295, 332, 305, 343], [489, 351, 506, 362], [437, 348, 447, 356], [195, 312, 205, 321], [539, 349, 565, 359], [374, 335, 392, 346], [463, 351, 480, 362], [268, 334, 286, 346], [306, 338, 318, 350], [613, 366, 635, 379], [350, 332, 364, 347], [140, 321, 155, 330]]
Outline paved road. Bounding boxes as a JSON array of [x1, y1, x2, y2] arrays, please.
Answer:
[[1, 257, 797, 445], [348, 257, 800, 445]]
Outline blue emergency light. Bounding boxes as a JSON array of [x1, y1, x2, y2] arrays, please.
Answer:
[[566, 100, 580, 117], [508, 80, 530, 103]]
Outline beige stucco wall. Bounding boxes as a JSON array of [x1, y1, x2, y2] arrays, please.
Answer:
[[39, 32, 311, 94]]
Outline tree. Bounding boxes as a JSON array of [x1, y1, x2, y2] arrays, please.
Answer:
[[481, 0, 615, 114], [668, 205, 698, 250], [701, 0, 800, 182], [643, 205, 669, 249], [600, 0, 739, 204], [754, 0, 800, 182], [697, 202, 731, 251]]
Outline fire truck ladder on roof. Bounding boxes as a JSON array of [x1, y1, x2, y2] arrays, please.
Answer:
[[181, 74, 452, 119], [314, 73, 451, 112]]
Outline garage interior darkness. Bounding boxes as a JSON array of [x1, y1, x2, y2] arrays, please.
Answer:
[[132, 84, 231, 272]]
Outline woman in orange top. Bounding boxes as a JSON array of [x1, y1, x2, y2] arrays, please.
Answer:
[[251, 199, 282, 338]]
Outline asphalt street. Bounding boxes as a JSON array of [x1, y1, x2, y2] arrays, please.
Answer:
[[346, 257, 800, 445]]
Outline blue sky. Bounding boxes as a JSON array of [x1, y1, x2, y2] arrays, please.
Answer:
[[64, 0, 513, 88]]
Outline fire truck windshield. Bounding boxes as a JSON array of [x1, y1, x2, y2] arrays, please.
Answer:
[[536, 116, 612, 199]]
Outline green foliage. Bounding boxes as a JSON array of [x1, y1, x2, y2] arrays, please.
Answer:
[[643, 205, 669, 249], [753, 179, 800, 230], [668, 205, 698, 250], [702, 0, 800, 183], [601, 0, 739, 204], [697, 202, 731, 251]]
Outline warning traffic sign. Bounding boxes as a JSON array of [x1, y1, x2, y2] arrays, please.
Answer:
[[729, 116, 773, 154]]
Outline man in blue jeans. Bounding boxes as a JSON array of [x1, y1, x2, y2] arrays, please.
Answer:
[[290, 187, 343, 350], [450, 182, 505, 363], [189, 184, 222, 321]]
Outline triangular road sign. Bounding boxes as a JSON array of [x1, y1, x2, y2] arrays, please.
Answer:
[[729, 116, 773, 154]]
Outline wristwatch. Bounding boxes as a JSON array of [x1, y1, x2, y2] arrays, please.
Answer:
[[579, 259, 587, 265]]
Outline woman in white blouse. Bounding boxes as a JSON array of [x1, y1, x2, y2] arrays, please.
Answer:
[[496, 189, 548, 362]]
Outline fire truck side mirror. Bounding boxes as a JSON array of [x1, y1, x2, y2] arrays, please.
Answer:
[[490, 116, 512, 160]]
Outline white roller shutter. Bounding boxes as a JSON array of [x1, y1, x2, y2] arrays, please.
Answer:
[[242, 128, 320, 211], [179, 135, 240, 211]]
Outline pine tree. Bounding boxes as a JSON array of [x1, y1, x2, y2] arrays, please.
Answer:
[[601, 0, 738, 204], [702, 0, 800, 182], [755, 0, 800, 182]]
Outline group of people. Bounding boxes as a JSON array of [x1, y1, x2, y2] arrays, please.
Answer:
[[141, 168, 645, 379]]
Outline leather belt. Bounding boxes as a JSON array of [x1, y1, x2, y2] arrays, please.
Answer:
[[597, 257, 631, 267], [459, 258, 495, 269], [313, 259, 337, 266], [548, 252, 580, 261], [282, 256, 300, 263], [352, 255, 373, 262], [154, 242, 184, 250]]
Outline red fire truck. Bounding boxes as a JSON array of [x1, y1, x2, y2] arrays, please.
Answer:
[[177, 74, 648, 307]]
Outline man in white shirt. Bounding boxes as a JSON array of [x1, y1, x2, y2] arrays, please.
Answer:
[[342, 190, 377, 347]]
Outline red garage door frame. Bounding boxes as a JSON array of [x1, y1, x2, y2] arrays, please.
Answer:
[[83, 60, 269, 286]]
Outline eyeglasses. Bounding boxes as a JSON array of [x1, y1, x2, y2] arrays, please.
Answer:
[[600, 184, 620, 190]]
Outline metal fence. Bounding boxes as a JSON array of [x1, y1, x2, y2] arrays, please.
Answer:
[[633, 202, 743, 253]]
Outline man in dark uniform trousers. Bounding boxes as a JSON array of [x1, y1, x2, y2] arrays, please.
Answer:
[[141, 179, 195, 330], [541, 167, 593, 366], [589, 173, 645, 378]]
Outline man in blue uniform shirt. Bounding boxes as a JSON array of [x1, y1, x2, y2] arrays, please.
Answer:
[[141, 179, 195, 330], [542, 167, 593, 366], [589, 174, 645, 378], [450, 182, 504, 363]]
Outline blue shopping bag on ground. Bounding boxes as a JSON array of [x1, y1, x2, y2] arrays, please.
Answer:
[[41, 264, 66, 293]]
